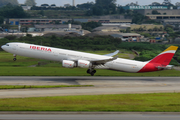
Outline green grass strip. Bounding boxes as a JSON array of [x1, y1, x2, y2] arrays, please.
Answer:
[[0, 85, 93, 89], [0, 93, 180, 111], [0, 67, 180, 76]]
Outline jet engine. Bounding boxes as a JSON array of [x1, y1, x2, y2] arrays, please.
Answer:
[[62, 60, 76, 68], [78, 60, 92, 68]]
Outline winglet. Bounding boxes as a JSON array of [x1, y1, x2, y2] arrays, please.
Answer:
[[104, 50, 119, 57]]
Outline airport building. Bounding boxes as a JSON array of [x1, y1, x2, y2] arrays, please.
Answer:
[[135, 9, 180, 20], [123, 6, 168, 10], [161, 19, 180, 30], [7, 17, 132, 26], [34, 24, 82, 32], [111, 33, 142, 42], [7, 18, 71, 25], [130, 24, 164, 31], [87, 19, 132, 24]]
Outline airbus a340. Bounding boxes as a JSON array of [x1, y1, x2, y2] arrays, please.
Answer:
[[1, 42, 178, 76]]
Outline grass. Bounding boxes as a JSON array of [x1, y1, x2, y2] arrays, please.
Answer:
[[0, 51, 179, 76], [0, 93, 180, 111], [0, 85, 93, 89], [0, 67, 179, 76], [0, 51, 132, 67], [0, 52, 40, 67]]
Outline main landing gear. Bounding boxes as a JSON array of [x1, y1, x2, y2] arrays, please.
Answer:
[[87, 69, 96, 76], [13, 54, 17, 61]]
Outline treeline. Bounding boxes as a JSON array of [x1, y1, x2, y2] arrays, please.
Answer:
[[1, 35, 180, 65], [117, 42, 180, 65], [86, 0, 117, 16], [0, 4, 29, 24], [0, 0, 19, 7], [118, 42, 166, 51], [0, 4, 28, 18], [0, 35, 121, 51]]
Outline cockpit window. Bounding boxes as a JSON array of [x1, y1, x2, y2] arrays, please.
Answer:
[[6, 44, 9, 46]]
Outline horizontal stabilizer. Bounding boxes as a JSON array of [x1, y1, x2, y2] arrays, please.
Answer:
[[156, 65, 174, 70]]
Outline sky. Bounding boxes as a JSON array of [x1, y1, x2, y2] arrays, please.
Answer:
[[18, 0, 179, 6]]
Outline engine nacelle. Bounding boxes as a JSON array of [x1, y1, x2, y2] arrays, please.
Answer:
[[78, 60, 91, 68], [62, 60, 76, 68]]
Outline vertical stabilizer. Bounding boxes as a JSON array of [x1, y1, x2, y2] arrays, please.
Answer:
[[149, 46, 178, 66]]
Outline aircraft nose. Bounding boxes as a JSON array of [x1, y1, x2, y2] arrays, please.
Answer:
[[1, 45, 5, 50]]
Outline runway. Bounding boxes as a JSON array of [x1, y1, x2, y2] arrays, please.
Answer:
[[1, 112, 180, 120], [0, 77, 180, 98]]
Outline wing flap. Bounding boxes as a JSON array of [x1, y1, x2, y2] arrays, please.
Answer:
[[91, 56, 118, 65]]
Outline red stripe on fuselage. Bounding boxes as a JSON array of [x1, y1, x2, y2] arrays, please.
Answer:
[[138, 63, 160, 72]]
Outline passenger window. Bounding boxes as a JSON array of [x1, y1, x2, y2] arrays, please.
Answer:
[[6, 44, 9, 46]]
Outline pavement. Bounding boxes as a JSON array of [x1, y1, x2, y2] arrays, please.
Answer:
[[1, 112, 180, 120], [1, 77, 180, 119], [0, 77, 180, 98]]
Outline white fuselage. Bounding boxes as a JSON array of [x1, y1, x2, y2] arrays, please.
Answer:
[[1, 42, 147, 73]]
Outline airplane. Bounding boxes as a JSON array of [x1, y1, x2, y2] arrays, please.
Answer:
[[1, 42, 178, 76]]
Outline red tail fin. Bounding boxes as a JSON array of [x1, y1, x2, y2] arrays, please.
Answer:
[[149, 46, 178, 66], [138, 46, 178, 73]]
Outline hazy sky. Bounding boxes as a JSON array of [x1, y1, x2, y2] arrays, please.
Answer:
[[18, 0, 179, 6]]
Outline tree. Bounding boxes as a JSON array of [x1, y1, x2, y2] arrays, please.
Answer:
[[0, 4, 29, 18], [162, 0, 173, 6], [126, 27, 131, 33], [153, 27, 158, 31], [24, 0, 36, 6], [118, 7, 125, 14], [132, 12, 146, 24], [82, 21, 102, 31], [165, 24, 174, 30], [0, 0, 19, 7], [175, 2, 180, 6], [77, 2, 94, 10], [141, 33, 151, 37], [96, 0, 116, 6], [165, 26, 174, 34], [152, 10, 160, 15], [39, 10, 44, 16], [1, 24, 10, 29], [0, 16, 4, 24], [90, 0, 117, 15], [126, 2, 138, 6], [92, 6, 103, 15], [150, 2, 161, 6]]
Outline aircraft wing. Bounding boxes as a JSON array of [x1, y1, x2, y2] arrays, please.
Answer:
[[91, 56, 118, 65], [104, 50, 119, 57], [67, 55, 118, 65]]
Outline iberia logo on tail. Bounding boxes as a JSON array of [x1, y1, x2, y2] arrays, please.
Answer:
[[138, 46, 178, 73]]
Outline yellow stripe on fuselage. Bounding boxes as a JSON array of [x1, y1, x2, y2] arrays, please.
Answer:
[[163, 46, 178, 53]]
